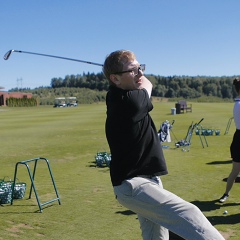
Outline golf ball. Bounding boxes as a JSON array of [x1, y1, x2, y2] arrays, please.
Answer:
[[223, 210, 228, 214]]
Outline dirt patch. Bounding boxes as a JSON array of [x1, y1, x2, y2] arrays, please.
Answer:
[[6, 223, 34, 233], [219, 229, 236, 239]]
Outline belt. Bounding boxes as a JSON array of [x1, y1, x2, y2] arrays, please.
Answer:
[[137, 175, 159, 179]]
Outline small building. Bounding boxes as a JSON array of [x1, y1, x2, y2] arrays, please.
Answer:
[[0, 91, 33, 106]]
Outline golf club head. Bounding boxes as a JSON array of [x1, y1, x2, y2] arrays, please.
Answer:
[[3, 50, 14, 60]]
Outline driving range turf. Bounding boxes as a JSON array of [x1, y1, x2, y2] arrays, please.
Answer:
[[0, 102, 239, 239]]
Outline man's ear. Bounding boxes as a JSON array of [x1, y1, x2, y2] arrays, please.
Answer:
[[110, 74, 120, 86]]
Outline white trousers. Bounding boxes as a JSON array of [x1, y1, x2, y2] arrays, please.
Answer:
[[114, 177, 224, 240]]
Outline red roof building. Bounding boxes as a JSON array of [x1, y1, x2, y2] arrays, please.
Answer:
[[0, 92, 33, 106]]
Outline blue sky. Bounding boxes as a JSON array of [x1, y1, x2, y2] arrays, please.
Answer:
[[1, 0, 240, 91]]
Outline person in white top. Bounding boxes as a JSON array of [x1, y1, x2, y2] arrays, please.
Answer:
[[219, 77, 240, 203]]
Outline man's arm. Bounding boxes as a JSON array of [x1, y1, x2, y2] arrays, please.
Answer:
[[140, 76, 152, 98]]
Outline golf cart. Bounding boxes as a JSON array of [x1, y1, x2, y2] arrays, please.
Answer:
[[53, 97, 67, 107], [66, 97, 78, 107]]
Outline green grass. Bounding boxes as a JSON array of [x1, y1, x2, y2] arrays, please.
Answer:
[[0, 102, 239, 239]]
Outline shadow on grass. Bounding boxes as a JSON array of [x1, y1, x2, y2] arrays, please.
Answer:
[[192, 200, 240, 211], [115, 209, 135, 216], [0, 206, 40, 214], [207, 213, 240, 225], [89, 161, 99, 168], [88, 161, 110, 170], [222, 177, 240, 183], [191, 200, 240, 226], [207, 160, 232, 165], [0, 203, 57, 214], [191, 199, 226, 211], [206, 159, 240, 182]]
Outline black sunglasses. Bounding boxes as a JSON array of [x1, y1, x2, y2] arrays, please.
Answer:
[[113, 64, 146, 76]]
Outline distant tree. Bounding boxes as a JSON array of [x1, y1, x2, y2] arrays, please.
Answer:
[[165, 88, 176, 98], [221, 84, 232, 98], [202, 83, 218, 96]]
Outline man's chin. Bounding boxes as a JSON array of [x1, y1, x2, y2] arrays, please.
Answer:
[[135, 81, 142, 89]]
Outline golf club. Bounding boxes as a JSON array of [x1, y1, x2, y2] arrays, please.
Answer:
[[3, 50, 103, 67], [169, 120, 179, 143], [181, 118, 206, 152]]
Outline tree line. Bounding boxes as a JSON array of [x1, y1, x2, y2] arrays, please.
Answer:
[[50, 72, 238, 99], [10, 72, 239, 105], [148, 75, 237, 99], [51, 72, 108, 91]]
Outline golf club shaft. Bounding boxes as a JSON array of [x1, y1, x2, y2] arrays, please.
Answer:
[[198, 118, 204, 125], [3, 50, 103, 67]]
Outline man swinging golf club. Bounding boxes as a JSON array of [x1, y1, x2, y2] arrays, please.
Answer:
[[103, 50, 224, 240], [3, 48, 224, 239]]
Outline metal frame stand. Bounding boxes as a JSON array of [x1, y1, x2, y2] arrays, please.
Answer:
[[196, 125, 208, 148], [11, 157, 61, 212], [224, 117, 233, 135], [182, 118, 208, 152]]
